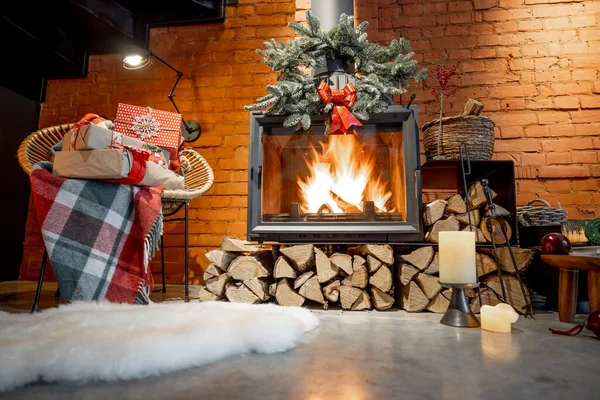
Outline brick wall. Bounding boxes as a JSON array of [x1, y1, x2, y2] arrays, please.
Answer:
[[353, 0, 600, 219], [21, 0, 599, 282]]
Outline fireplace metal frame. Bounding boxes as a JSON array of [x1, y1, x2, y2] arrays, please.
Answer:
[[247, 105, 423, 243]]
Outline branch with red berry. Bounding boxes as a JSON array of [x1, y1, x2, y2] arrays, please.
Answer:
[[431, 64, 458, 100]]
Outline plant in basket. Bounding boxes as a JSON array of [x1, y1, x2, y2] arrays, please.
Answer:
[[421, 66, 495, 161], [430, 65, 458, 160]]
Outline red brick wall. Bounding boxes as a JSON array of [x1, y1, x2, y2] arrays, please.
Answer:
[[21, 0, 599, 282], [20, 0, 296, 282], [354, 0, 600, 219]]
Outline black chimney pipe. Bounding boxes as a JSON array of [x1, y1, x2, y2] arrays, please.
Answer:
[[311, 0, 354, 31]]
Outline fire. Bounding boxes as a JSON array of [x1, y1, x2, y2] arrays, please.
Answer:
[[297, 135, 393, 214]]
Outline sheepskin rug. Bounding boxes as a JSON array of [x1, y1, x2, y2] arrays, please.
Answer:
[[0, 301, 319, 392]]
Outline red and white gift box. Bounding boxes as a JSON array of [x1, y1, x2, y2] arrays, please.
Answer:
[[114, 103, 183, 161]]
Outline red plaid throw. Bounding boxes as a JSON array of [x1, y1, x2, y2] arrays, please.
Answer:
[[30, 162, 164, 304]]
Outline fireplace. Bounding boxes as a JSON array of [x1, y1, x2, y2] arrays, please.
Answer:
[[247, 105, 423, 243]]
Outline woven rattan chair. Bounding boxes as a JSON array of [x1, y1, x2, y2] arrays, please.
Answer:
[[18, 123, 214, 311]]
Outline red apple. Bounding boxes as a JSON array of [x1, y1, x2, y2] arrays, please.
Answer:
[[540, 233, 572, 254]]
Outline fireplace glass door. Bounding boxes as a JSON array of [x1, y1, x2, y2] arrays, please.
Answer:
[[248, 106, 422, 243]]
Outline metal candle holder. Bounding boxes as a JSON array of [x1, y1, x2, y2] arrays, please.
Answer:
[[439, 282, 481, 328]]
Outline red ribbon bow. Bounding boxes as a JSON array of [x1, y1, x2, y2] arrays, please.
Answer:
[[317, 81, 362, 135]]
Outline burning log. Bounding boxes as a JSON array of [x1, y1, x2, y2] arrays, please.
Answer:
[[330, 190, 362, 213], [317, 204, 333, 214]]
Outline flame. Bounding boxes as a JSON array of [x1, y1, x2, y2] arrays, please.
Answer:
[[297, 135, 393, 214]]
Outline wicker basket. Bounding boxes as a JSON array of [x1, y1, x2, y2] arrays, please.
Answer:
[[421, 115, 495, 160], [517, 199, 568, 227]]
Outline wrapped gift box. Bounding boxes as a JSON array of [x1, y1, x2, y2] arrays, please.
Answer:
[[114, 103, 183, 161], [62, 124, 171, 164], [53, 149, 184, 190]]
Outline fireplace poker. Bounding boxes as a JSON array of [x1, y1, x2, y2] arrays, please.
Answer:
[[481, 179, 534, 318]]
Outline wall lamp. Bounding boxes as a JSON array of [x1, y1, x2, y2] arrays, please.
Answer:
[[123, 45, 201, 142]]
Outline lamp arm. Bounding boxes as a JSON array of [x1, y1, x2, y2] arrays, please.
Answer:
[[148, 51, 194, 135]]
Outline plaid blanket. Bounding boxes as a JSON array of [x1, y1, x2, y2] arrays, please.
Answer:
[[30, 162, 163, 304]]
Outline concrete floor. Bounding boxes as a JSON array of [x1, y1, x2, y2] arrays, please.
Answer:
[[2, 304, 600, 400]]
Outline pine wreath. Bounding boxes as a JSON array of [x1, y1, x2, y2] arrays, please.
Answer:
[[244, 11, 428, 133]]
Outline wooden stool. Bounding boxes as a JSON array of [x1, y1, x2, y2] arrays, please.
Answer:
[[541, 255, 600, 323]]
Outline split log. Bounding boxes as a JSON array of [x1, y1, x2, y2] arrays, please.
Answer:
[[203, 263, 223, 282], [476, 253, 498, 277], [221, 237, 260, 253], [330, 253, 353, 275], [225, 283, 261, 304], [351, 291, 372, 311], [423, 199, 447, 226], [446, 194, 467, 214], [298, 275, 326, 304], [423, 253, 440, 275], [401, 281, 429, 312], [205, 250, 237, 271], [484, 203, 511, 217], [243, 278, 269, 301], [484, 275, 529, 314], [355, 244, 394, 265], [470, 288, 501, 314], [315, 247, 339, 283], [323, 280, 341, 302], [456, 209, 480, 226], [414, 273, 442, 300], [468, 181, 497, 209], [294, 270, 315, 290], [399, 264, 420, 285], [401, 246, 435, 271], [480, 247, 533, 273], [318, 204, 333, 214], [371, 287, 394, 310], [280, 244, 315, 272], [273, 256, 297, 279], [198, 286, 220, 302], [342, 265, 368, 289], [427, 289, 451, 313], [268, 283, 277, 297], [330, 190, 361, 213], [206, 273, 232, 296], [425, 216, 460, 243], [480, 217, 512, 244], [275, 279, 305, 307], [460, 98, 484, 116], [227, 252, 273, 281], [369, 265, 393, 292], [353, 255, 366, 271], [340, 286, 363, 310], [366, 255, 383, 273], [462, 225, 486, 243]]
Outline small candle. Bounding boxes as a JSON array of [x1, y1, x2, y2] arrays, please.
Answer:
[[438, 231, 477, 284], [480, 303, 519, 333]]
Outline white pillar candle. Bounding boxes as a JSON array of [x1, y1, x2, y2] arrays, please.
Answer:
[[480, 303, 519, 333], [438, 231, 477, 284]]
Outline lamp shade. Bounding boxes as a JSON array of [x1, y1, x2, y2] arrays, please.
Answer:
[[123, 45, 150, 70]]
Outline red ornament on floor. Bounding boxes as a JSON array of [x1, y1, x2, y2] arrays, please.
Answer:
[[549, 310, 600, 339]]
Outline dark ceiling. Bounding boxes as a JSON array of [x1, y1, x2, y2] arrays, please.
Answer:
[[1, 0, 234, 102]]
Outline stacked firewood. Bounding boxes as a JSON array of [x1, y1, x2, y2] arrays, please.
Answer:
[[423, 180, 513, 245], [198, 238, 395, 310], [396, 245, 533, 314], [399, 180, 533, 314]]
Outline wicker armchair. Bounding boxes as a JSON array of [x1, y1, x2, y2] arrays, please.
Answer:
[[18, 123, 214, 311]]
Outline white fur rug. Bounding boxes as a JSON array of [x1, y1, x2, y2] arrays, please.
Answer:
[[0, 301, 319, 392]]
